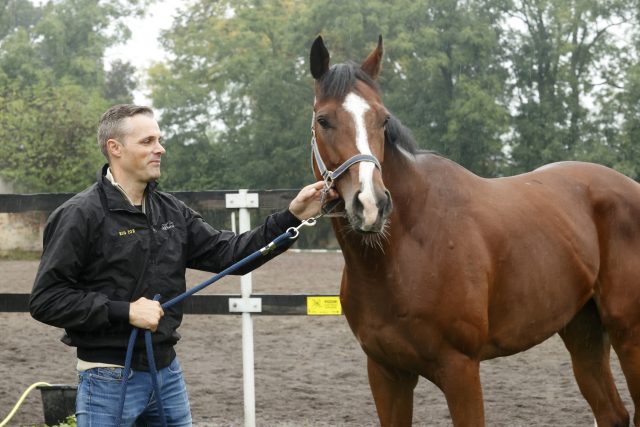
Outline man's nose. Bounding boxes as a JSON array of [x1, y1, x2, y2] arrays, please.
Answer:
[[155, 141, 166, 154]]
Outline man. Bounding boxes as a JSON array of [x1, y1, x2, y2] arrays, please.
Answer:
[[30, 104, 336, 426]]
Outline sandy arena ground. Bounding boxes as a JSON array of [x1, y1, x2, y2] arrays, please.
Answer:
[[0, 251, 634, 426]]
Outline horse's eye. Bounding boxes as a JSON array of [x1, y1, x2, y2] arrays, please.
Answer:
[[383, 115, 390, 127], [317, 116, 330, 129]]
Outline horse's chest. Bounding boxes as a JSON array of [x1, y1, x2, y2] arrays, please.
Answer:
[[342, 298, 427, 369], [349, 318, 425, 370]]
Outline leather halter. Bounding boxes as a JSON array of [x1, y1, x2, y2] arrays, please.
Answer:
[[310, 111, 382, 192]]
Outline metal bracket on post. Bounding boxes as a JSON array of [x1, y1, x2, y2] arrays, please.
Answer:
[[225, 191, 259, 209], [229, 298, 262, 313]]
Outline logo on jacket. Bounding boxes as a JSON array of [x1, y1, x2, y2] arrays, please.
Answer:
[[161, 221, 175, 231]]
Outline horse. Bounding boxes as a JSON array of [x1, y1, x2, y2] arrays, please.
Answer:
[[308, 35, 640, 427]]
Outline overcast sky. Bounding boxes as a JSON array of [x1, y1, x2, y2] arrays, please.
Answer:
[[104, 1, 182, 105]]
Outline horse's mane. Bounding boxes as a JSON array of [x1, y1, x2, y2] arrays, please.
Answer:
[[385, 115, 419, 155], [317, 61, 420, 156], [317, 61, 377, 99]]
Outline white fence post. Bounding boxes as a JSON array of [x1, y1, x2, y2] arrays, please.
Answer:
[[225, 189, 260, 427]]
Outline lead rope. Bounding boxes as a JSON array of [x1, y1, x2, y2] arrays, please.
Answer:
[[114, 218, 321, 426]]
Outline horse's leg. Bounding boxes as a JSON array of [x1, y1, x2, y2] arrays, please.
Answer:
[[614, 342, 640, 426], [434, 353, 484, 427], [367, 357, 418, 427], [602, 300, 640, 426], [597, 253, 640, 426], [558, 299, 629, 427]]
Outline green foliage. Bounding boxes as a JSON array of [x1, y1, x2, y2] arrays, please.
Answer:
[[3, 0, 640, 193], [503, 0, 639, 175], [51, 414, 77, 427], [380, 0, 509, 177], [104, 60, 138, 104], [149, 0, 316, 190], [0, 0, 42, 41], [0, 0, 145, 192], [24, 414, 77, 427], [0, 79, 106, 192], [150, 0, 511, 189], [149, 0, 640, 188], [0, 248, 41, 260]]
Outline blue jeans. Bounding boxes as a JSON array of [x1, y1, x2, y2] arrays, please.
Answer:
[[76, 357, 192, 427]]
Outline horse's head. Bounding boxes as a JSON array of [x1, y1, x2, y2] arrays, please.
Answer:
[[309, 35, 392, 234]]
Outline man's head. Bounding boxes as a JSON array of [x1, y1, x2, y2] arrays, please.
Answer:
[[98, 104, 165, 183]]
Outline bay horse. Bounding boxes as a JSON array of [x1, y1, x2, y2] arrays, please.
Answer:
[[309, 35, 640, 426]]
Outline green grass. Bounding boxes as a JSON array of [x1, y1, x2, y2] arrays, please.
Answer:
[[51, 415, 76, 427], [0, 249, 41, 260], [28, 415, 77, 427]]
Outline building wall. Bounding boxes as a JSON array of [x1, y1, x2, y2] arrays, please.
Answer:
[[0, 211, 46, 253], [0, 178, 13, 194]]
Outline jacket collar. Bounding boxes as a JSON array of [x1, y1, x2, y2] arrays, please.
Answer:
[[97, 164, 158, 212]]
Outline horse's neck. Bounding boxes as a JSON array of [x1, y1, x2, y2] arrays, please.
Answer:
[[384, 143, 426, 202], [333, 147, 473, 262], [332, 145, 423, 267]]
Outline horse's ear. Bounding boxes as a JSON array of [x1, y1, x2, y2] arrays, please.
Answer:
[[310, 35, 330, 80], [361, 35, 383, 80]]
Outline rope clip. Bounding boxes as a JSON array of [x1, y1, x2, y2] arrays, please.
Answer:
[[287, 215, 320, 240]]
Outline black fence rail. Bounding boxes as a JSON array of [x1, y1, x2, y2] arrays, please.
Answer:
[[0, 189, 299, 213], [0, 189, 339, 250], [0, 293, 342, 315]]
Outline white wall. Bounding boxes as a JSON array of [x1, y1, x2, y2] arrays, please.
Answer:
[[0, 212, 46, 253], [0, 177, 13, 194]]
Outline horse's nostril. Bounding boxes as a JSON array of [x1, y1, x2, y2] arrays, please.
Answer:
[[381, 191, 393, 216], [353, 191, 364, 211]]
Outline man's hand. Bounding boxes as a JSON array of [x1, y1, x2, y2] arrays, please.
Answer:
[[129, 297, 164, 332], [288, 181, 339, 221]]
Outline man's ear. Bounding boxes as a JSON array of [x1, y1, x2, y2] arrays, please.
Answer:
[[107, 139, 122, 159]]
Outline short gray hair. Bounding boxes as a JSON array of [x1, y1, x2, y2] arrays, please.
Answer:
[[97, 104, 154, 160]]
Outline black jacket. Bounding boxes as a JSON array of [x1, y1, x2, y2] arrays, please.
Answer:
[[30, 165, 300, 370]]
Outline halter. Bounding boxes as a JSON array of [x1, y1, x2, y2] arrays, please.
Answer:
[[310, 112, 382, 214]]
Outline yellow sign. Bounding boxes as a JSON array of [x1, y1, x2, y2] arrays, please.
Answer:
[[306, 296, 342, 315]]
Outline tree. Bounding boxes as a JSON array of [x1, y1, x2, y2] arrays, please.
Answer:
[[148, 0, 640, 188], [295, 0, 509, 176], [379, 0, 509, 177], [150, 0, 509, 190], [502, 0, 638, 174], [0, 80, 106, 192], [104, 59, 137, 104], [602, 32, 640, 180], [149, 0, 316, 190], [0, 0, 144, 192], [0, 0, 41, 41]]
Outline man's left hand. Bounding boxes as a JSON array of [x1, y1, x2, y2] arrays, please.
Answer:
[[288, 181, 339, 221]]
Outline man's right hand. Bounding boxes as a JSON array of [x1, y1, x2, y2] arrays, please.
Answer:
[[129, 297, 164, 332]]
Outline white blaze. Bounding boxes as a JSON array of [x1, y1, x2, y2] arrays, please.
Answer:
[[343, 93, 378, 227]]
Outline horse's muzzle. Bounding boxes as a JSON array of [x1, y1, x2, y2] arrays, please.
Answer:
[[349, 190, 392, 233]]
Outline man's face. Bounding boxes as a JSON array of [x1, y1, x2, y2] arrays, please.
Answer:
[[116, 114, 165, 182]]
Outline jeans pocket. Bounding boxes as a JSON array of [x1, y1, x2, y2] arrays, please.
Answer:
[[89, 367, 132, 382], [167, 358, 182, 375]]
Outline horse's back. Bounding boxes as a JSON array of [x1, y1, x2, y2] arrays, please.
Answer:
[[525, 161, 640, 255], [487, 161, 640, 253]]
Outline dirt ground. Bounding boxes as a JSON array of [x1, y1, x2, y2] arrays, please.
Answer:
[[0, 252, 634, 426]]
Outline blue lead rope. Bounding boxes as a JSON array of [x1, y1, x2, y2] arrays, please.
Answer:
[[114, 228, 301, 426]]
